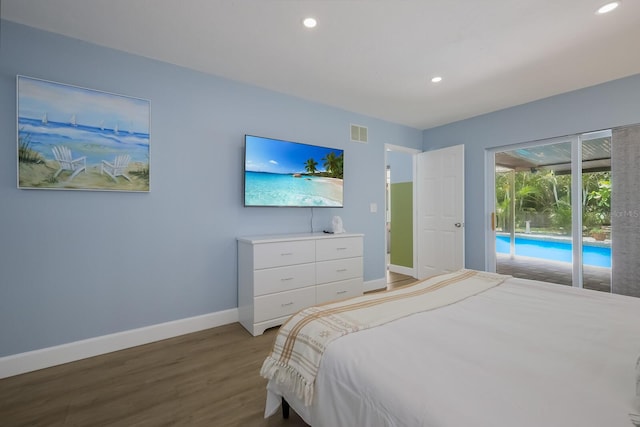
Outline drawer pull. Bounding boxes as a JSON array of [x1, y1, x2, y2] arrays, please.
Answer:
[[336, 247, 347, 250], [337, 290, 347, 294], [337, 268, 348, 273], [281, 302, 294, 307], [281, 277, 294, 281], [280, 252, 293, 256]]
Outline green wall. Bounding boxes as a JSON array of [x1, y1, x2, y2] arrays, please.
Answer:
[[390, 182, 413, 267]]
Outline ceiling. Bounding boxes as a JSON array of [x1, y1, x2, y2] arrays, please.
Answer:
[[495, 132, 612, 174], [2, 0, 640, 130]]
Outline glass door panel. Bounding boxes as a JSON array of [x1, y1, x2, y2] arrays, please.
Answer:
[[581, 131, 612, 293], [495, 140, 573, 286]]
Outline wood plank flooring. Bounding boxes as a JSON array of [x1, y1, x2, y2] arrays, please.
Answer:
[[0, 274, 417, 427], [386, 271, 417, 290], [0, 324, 307, 427]]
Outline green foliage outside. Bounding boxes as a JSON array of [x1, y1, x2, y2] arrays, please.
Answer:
[[496, 169, 610, 236]]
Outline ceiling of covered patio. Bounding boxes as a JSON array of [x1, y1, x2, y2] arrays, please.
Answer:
[[495, 132, 611, 174]]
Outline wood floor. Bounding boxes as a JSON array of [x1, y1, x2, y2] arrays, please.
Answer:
[[0, 324, 308, 427], [0, 273, 417, 427], [386, 270, 417, 290]]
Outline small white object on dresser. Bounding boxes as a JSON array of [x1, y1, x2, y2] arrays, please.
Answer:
[[237, 233, 364, 336]]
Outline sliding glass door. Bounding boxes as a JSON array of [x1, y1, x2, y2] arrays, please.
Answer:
[[494, 139, 576, 287], [581, 130, 612, 292], [488, 125, 640, 297], [492, 133, 614, 292]]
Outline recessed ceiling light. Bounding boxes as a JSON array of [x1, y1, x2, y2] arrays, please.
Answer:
[[596, 1, 620, 14], [303, 17, 317, 28], [431, 76, 443, 83]]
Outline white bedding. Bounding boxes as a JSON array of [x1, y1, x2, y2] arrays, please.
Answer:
[[265, 277, 640, 427]]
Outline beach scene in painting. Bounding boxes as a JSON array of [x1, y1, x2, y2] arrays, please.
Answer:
[[17, 76, 150, 191], [244, 135, 343, 207]]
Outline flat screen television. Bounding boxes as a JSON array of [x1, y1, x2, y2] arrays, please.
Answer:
[[244, 135, 344, 207]]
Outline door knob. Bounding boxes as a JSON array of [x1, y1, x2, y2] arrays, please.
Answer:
[[454, 222, 462, 228]]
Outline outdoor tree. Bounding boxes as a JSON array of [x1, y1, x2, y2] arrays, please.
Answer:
[[496, 169, 610, 235]]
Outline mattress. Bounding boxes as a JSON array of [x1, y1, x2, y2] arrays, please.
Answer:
[[265, 276, 640, 427]]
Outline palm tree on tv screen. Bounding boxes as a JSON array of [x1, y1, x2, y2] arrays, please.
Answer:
[[322, 151, 344, 179], [304, 158, 318, 175]]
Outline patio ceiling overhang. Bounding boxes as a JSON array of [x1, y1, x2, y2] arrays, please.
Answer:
[[495, 134, 611, 174]]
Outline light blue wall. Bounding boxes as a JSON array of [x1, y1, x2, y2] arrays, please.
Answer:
[[0, 21, 422, 357], [423, 73, 640, 270], [387, 150, 413, 183]]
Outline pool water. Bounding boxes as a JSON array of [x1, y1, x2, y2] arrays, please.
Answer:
[[496, 235, 611, 268]]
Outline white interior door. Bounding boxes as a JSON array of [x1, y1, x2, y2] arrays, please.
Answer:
[[417, 144, 465, 279]]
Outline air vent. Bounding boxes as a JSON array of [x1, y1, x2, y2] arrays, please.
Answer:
[[350, 124, 368, 143]]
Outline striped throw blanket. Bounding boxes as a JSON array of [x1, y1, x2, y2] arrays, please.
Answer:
[[260, 269, 510, 406]]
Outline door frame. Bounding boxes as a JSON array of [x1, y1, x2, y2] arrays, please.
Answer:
[[384, 144, 421, 279]]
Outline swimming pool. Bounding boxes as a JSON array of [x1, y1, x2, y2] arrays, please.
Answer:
[[496, 235, 611, 268]]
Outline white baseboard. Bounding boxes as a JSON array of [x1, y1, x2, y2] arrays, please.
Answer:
[[364, 277, 387, 293], [0, 308, 239, 379], [388, 264, 415, 276]]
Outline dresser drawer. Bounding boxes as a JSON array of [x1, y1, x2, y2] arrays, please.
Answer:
[[316, 277, 363, 305], [254, 287, 316, 323], [316, 236, 363, 261], [316, 257, 363, 284], [254, 240, 315, 269], [254, 263, 315, 296]]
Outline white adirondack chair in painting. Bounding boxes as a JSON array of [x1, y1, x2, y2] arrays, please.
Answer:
[[51, 145, 86, 180], [101, 154, 131, 182]]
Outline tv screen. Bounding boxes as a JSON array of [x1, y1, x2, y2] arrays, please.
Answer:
[[244, 135, 344, 207]]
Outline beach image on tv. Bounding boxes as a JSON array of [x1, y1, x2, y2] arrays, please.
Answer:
[[244, 135, 343, 207]]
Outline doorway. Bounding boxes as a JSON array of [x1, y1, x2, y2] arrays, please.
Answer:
[[385, 144, 419, 286], [487, 132, 612, 292], [384, 144, 465, 286]]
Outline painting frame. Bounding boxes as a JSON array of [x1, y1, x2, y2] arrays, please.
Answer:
[[17, 75, 150, 192]]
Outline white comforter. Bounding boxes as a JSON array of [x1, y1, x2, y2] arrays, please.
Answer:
[[265, 277, 640, 427]]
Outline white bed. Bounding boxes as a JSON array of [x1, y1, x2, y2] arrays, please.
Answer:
[[264, 273, 640, 427]]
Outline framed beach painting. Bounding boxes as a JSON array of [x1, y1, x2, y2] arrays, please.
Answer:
[[17, 75, 150, 191]]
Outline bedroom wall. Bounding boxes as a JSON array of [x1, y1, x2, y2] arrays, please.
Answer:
[[422, 73, 640, 271], [0, 20, 423, 358]]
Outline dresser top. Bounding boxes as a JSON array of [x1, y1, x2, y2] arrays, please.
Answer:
[[237, 232, 363, 244]]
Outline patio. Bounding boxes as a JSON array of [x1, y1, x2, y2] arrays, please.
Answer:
[[496, 253, 611, 293], [386, 254, 612, 294]]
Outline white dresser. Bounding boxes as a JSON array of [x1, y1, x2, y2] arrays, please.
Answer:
[[237, 233, 364, 336]]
